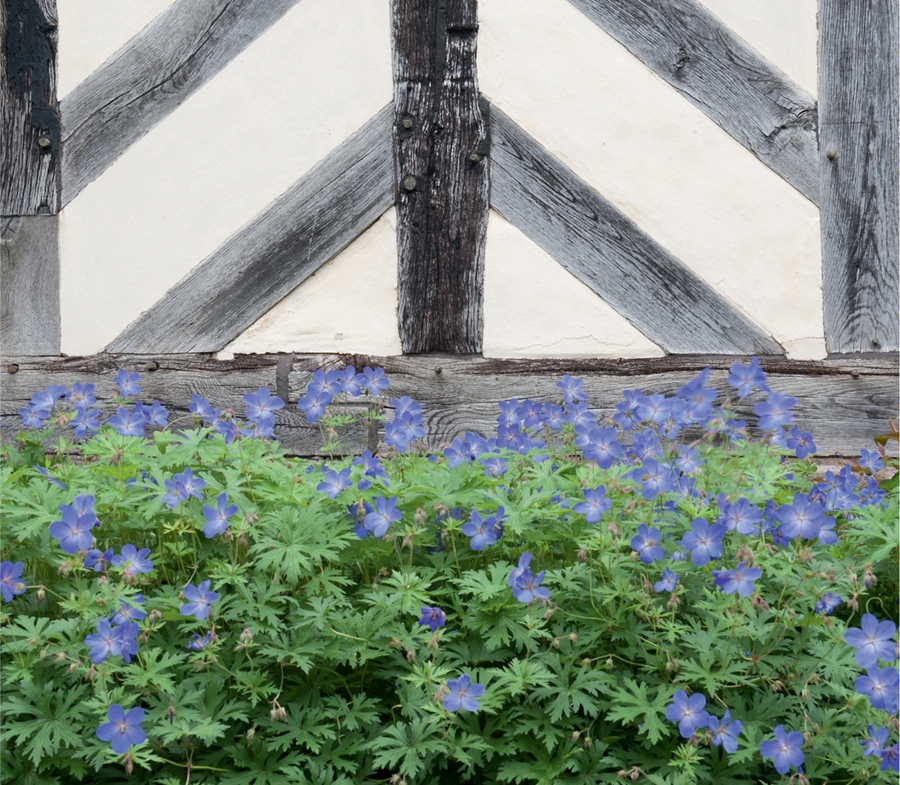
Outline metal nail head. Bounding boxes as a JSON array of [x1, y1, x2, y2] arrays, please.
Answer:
[[402, 118, 414, 129], [826, 148, 837, 160], [6, 364, 19, 374], [37, 136, 51, 148], [402, 176, 417, 192], [469, 153, 480, 164]]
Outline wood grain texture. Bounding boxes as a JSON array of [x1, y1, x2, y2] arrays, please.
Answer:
[[819, 0, 899, 353], [392, 0, 489, 353], [1, 0, 60, 215], [1, 215, 59, 353], [489, 107, 784, 356], [2, 353, 897, 459], [567, 0, 819, 203], [107, 106, 395, 354], [59, 0, 302, 206]]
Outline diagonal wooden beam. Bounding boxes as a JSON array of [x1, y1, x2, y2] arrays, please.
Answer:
[[108, 106, 394, 354], [392, 0, 490, 354], [818, 0, 899, 353], [60, 0, 303, 206], [567, 0, 819, 204], [489, 106, 784, 356]]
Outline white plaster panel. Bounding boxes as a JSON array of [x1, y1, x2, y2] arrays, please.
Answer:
[[480, 0, 825, 360], [57, 0, 178, 98], [225, 209, 402, 355], [697, 0, 818, 96], [60, 0, 393, 356], [483, 211, 664, 359]]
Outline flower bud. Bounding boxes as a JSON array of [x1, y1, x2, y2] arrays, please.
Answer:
[[570, 731, 580, 741], [568, 633, 578, 642], [552, 637, 560, 649], [54, 652, 67, 662], [240, 628, 253, 646], [148, 609, 163, 625], [36, 586, 46, 601], [124, 751, 134, 776], [406, 648, 415, 663], [57, 562, 70, 577], [85, 665, 97, 682], [434, 684, 449, 704], [606, 655, 614, 668], [607, 522, 621, 539], [667, 593, 681, 612], [414, 508, 427, 526], [799, 547, 812, 565], [577, 548, 588, 562]]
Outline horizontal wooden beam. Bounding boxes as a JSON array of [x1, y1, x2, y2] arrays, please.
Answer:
[[1, 0, 60, 215], [1, 215, 60, 353], [818, 0, 899, 353], [60, 0, 302, 206], [567, 0, 820, 204], [107, 106, 394, 354], [3, 353, 897, 459], [489, 106, 783, 357]]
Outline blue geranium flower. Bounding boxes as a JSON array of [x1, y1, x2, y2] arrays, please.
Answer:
[[573, 486, 612, 524], [815, 592, 842, 615], [444, 674, 485, 712], [418, 606, 446, 632], [708, 710, 742, 753], [760, 725, 804, 775], [357, 366, 390, 395], [49, 506, 97, 554], [461, 509, 504, 551], [317, 468, 352, 499], [114, 370, 141, 397], [203, 493, 238, 538], [111, 545, 154, 579], [653, 568, 678, 593], [364, 497, 402, 538], [556, 375, 585, 404], [727, 357, 770, 398], [179, 580, 219, 621], [96, 704, 146, 755], [243, 387, 284, 422], [108, 406, 146, 437], [855, 666, 899, 711], [713, 562, 762, 597], [0, 561, 27, 602], [843, 613, 898, 668], [754, 392, 798, 431], [665, 690, 710, 738], [681, 518, 725, 567], [631, 524, 664, 564]]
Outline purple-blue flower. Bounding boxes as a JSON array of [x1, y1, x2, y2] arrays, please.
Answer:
[[855, 666, 899, 711], [861, 725, 889, 758], [357, 366, 390, 396], [297, 390, 332, 424], [71, 405, 101, 437], [66, 382, 97, 407], [630, 458, 676, 501], [179, 580, 219, 620], [681, 518, 725, 567], [461, 508, 505, 551], [84, 548, 114, 572], [96, 704, 146, 755], [882, 743, 899, 772], [653, 568, 678, 593], [843, 613, 897, 668], [49, 506, 97, 554], [630, 524, 664, 564], [573, 487, 612, 524], [418, 606, 446, 632], [317, 468, 353, 499], [35, 466, 66, 489], [557, 375, 586, 404], [189, 393, 220, 423], [713, 562, 761, 597], [786, 427, 816, 459], [364, 496, 402, 538], [111, 545, 154, 579], [114, 621, 140, 663], [19, 406, 50, 429], [114, 370, 141, 397], [202, 493, 238, 538], [815, 592, 841, 615], [85, 618, 120, 663], [859, 448, 885, 472], [581, 427, 624, 469], [347, 502, 374, 539], [718, 497, 763, 535], [665, 690, 710, 738], [444, 674, 485, 712], [0, 561, 26, 602], [112, 594, 146, 624], [511, 565, 550, 603], [708, 710, 742, 753], [243, 387, 284, 421], [775, 494, 826, 541], [759, 725, 804, 775], [187, 632, 214, 651], [508, 553, 532, 587], [727, 357, 770, 399], [108, 406, 146, 437], [754, 392, 798, 431], [143, 400, 169, 427], [28, 383, 67, 411], [613, 390, 643, 431]]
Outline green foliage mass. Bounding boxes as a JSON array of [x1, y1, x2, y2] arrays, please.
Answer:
[[1, 375, 898, 785]]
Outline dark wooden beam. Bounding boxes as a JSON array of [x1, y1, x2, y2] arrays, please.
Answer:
[[489, 106, 784, 356], [1, 0, 60, 215], [818, 0, 899, 353], [392, 0, 489, 354], [60, 0, 302, 206], [1, 215, 59, 353], [108, 106, 394, 354], [2, 353, 897, 459], [567, 0, 819, 204]]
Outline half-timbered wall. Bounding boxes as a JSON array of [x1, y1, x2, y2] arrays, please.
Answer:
[[2, 0, 897, 456]]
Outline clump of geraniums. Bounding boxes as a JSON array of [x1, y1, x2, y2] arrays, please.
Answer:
[[1, 361, 898, 783]]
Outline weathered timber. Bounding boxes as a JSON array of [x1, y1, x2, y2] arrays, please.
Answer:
[[107, 106, 395, 354], [1, 0, 60, 215], [489, 107, 783, 356], [1, 215, 59, 353], [567, 0, 819, 204], [2, 353, 897, 459], [392, 0, 489, 353], [60, 0, 302, 206], [818, 0, 899, 353]]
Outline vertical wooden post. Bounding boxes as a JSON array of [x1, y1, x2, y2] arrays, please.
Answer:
[[392, 0, 489, 354], [1, 0, 61, 354], [819, 0, 899, 353]]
